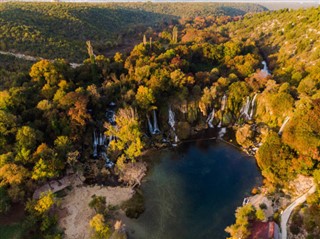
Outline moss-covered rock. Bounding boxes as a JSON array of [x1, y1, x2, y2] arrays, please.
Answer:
[[236, 124, 254, 148], [223, 111, 234, 126], [176, 121, 191, 139], [256, 124, 270, 143]]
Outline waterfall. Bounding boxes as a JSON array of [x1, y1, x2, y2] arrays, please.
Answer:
[[249, 94, 258, 120], [168, 106, 179, 146], [168, 107, 175, 129], [173, 133, 179, 146], [147, 114, 154, 135], [218, 127, 227, 138], [221, 94, 227, 111], [206, 108, 215, 128], [218, 94, 227, 128], [261, 61, 270, 76], [101, 152, 114, 168], [106, 109, 116, 125], [278, 116, 290, 135], [240, 96, 251, 119], [93, 130, 98, 158], [152, 110, 160, 134], [99, 132, 106, 146]]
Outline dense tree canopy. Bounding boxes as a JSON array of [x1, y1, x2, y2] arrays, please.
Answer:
[[0, 4, 320, 238]]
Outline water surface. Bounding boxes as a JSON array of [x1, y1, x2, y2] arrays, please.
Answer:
[[125, 137, 261, 239]]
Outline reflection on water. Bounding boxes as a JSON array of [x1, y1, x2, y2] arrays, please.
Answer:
[[125, 137, 262, 239]]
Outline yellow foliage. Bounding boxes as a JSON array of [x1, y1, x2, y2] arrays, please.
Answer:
[[0, 163, 28, 186], [34, 191, 55, 214]]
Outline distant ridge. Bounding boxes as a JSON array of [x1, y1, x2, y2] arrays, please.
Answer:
[[0, 2, 266, 61], [0, 0, 319, 3]]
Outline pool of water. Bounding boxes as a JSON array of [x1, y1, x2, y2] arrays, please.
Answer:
[[125, 136, 262, 239]]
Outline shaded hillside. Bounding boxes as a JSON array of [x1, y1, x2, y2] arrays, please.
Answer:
[[0, 2, 266, 62]]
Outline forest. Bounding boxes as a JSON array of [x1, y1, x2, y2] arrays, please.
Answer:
[[0, 3, 320, 239], [0, 2, 266, 61]]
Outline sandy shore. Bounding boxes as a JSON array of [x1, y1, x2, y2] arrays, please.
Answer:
[[57, 185, 134, 239]]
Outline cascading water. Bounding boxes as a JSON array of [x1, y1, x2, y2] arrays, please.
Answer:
[[168, 107, 175, 129], [219, 95, 227, 127], [240, 96, 251, 120], [147, 114, 154, 135], [93, 130, 98, 158], [174, 135, 179, 144], [99, 133, 106, 146], [206, 108, 215, 128], [153, 110, 160, 134], [261, 61, 270, 76], [101, 152, 114, 168], [218, 127, 227, 138], [278, 116, 290, 135], [168, 107, 179, 146], [221, 94, 227, 111], [249, 94, 258, 120]]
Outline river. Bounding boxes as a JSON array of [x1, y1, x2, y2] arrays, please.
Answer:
[[124, 130, 262, 239]]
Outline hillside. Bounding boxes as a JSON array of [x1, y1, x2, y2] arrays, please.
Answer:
[[1, 5, 320, 239], [0, 2, 266, 62]]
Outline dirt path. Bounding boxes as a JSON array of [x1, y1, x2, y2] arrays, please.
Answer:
[[33, 174, 84, 199], [281, 184, 316, 239]]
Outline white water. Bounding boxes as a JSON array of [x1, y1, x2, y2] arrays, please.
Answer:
[[240, 96, 251, 119], [261, 61, 270, 76], [174, 135, 179, 143], [153, 110, 160, 134], [168, 107, 176, 129], [218, 95, 227, 128], [206, 108, 215, 128], [249, 94, 258, 120], [93, 130, 98, 157], [221, 94, 227, 111], [218, 127, 227, 138], [100, 152, 114, 168], [147, 114, 154, 135], [168, 107, 179, 146], [99, 133, 106, 146], [278, 116, 290, 135]]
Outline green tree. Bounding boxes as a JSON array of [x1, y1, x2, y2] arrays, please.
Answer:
[[105, 107, 143, 161], [16, 126, 39, 151], [32, 158, 59, 181], [225, 204, 255, 239], [89, 195, 107, 215], [256, 132, 295, 188], [135, 86, 155, 110], [89, 214, 110, 239]]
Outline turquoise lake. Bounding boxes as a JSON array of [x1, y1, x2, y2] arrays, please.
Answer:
[[125, 134, 262, 239]]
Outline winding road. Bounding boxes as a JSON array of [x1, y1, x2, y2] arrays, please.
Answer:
[[0, 50, 81, 68], [281, 184, 316, 239]]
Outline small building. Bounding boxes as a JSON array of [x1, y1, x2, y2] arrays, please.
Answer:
[[248, 221, 280, 239]]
